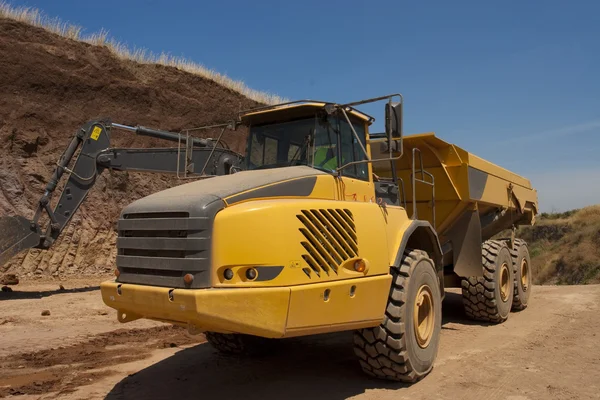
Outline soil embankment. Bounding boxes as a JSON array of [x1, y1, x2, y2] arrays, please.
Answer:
[[0, 18, 258, 278]]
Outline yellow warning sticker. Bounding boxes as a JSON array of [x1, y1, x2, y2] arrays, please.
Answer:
[[90, 126, 102, 141]]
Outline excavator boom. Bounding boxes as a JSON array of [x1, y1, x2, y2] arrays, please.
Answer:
[[0, 119, 243, 271]]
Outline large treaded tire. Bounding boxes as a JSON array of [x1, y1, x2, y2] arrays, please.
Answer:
[[353, 249, 441, 383], [461, 240, 514, 323], [205, 332, 275, 356], [510, 238, 531, 311]]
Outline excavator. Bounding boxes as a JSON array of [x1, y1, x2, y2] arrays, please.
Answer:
[[0, 93, 538, 382]]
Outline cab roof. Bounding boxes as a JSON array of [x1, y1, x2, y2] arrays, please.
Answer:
[[239, 101, 374, 126]]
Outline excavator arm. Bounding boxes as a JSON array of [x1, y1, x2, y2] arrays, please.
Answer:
[[0, 119, 244, 267]]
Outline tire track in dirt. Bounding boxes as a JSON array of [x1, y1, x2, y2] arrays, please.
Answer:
[[0, 325, 205, 397]]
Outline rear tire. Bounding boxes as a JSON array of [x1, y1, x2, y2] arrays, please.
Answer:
[[510, 239, 531, 311], [205, 332, 275, 356], [353, 249, 441, 382], [461, 240, 514, 323]]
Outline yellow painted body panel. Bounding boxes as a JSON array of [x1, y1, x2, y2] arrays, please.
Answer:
[[286, 276, 392, 332], [371, 132, 538, 238], [335, 176, 376, 203], [211, 197, 401, 287], [101, 281, 290, 337], [101, 275, 390, 338]]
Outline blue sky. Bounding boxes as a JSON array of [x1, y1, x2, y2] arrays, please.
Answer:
[[9, 0, 600, 211]]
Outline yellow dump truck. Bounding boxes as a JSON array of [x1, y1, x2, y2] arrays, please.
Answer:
[[1, 93, 538, 382]]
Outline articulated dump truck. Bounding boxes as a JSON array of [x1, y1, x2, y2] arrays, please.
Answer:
[[0, 93, 538, 382]]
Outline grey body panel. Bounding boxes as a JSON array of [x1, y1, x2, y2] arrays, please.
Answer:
[[116, 166, 323, 289], [116, 199, 223, 289], [254, 266, 285, 281], [227, 176, 318, 204], [121, 166, 324, 217], [468, 167, 488, 201], [374, 181, 401, 206], [443, 209, 483, 278]]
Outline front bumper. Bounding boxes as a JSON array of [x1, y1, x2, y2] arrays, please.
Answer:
[[101, 281, 290, 337], [101, 275, 391, 338]]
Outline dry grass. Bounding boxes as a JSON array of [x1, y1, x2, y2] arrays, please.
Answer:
[[518, 204, 600, 285], [0, 1, 286, 105]]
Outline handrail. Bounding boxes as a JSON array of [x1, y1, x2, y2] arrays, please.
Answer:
[[410, 147, 436, 228], [399, 177, 407, 209]]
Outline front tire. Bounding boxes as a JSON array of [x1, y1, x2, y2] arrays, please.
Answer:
[[353, 249, 442, 382]]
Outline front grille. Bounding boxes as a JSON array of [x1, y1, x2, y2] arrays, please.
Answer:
[[115, 211, 212, 288], [296, 209, 358, 277]]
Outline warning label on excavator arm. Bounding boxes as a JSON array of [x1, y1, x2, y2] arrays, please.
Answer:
[[90, 126, 102, 141]]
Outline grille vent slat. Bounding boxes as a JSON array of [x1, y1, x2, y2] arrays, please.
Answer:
[[299, 229, 331, 275], [116, 211, 211, 289], [322, 210, 357, 256], [297, 208, 358, 278], [334, 210, 358, 241], [300, 251, 321, 277], [309, 210, 350, 260], [299, 214, 341, 266]]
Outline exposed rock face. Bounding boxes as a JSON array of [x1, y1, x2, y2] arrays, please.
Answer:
[[0, 18, 258, 278]]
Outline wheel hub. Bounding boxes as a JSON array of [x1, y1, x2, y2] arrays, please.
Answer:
[[413, 284, 435, 349], [521, 259, 529, 291], [500, 263, 510, 302]]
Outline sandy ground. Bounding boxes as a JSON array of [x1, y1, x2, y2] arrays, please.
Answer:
[[1, 279, 599, 400]]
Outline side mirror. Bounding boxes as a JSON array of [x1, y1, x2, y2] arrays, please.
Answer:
[[385, 102, 402, 139]]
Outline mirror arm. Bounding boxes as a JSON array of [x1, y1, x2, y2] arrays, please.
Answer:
[[336, 152, 403, 173], [335, 93, 404, 178], [339, 107, 371, 161]]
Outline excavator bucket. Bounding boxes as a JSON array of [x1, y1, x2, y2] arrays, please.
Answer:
[[0, 215, 40, 266]]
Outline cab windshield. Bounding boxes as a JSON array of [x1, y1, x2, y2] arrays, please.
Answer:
[[247, 112, 368, 180]]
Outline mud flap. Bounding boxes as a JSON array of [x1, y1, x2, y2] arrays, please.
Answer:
[[0, 216, 40, 267], [446, 208, 483, 278]]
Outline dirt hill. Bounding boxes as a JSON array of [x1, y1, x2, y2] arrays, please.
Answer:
[[519, 205, 600, 285], [0, 17, 261, 278]]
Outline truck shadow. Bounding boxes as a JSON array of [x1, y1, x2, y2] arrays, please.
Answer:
[[105, 292, 476, 399], [106, 331, 408, 400]]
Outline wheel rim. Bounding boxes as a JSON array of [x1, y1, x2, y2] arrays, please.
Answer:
[[521, 259, 529, 291], [500, 263, 510, 302], [413, 284, 435, 349]]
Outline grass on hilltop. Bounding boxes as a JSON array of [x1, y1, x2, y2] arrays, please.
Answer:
[[0, 1, 286, 105]]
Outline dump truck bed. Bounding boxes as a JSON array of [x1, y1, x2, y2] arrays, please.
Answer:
[[371, 132, 538, 242]]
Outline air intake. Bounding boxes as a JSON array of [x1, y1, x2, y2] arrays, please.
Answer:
[[116, 211, 211, 288], [296, 209, 358, 277]]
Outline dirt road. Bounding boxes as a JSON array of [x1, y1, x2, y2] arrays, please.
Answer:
[[1, 279, 599, 399]]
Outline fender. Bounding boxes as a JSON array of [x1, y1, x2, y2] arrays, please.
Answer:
[[393, 219, 444, 295]]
